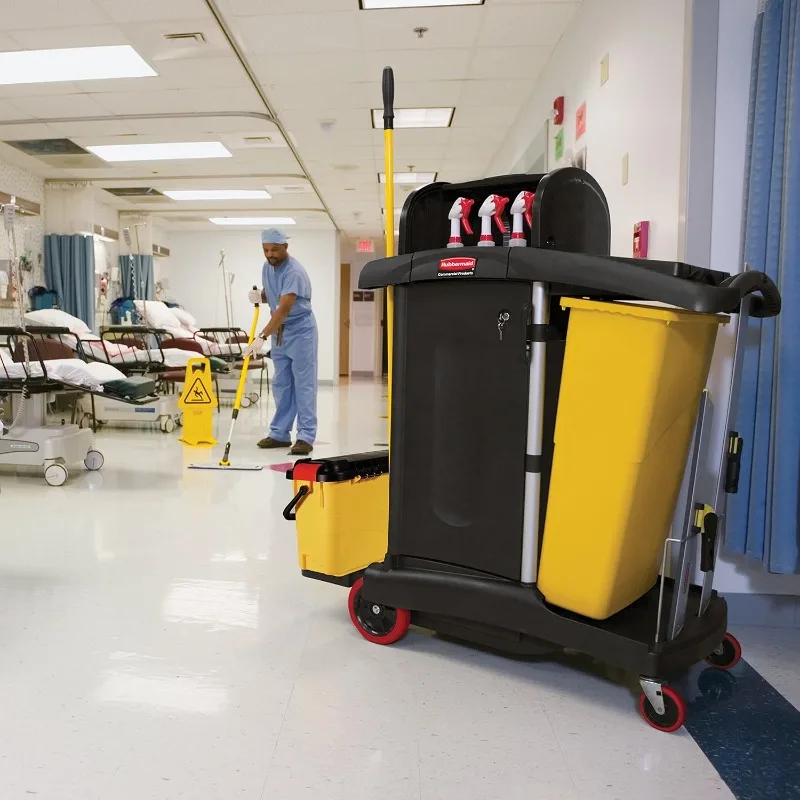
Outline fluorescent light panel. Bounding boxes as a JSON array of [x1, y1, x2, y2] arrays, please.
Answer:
[[87, 142, 232, 163], [379, 172, 436, 185], [371, 108, 454, 129], [0, 45, 155, 86], [361, 0, 483, 8], [164, 190, 271, 201], [209, 217, 295, 226]]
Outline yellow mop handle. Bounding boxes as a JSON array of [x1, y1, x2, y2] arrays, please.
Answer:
[[219, 290, 260, 466], [382, 67, 395, 443]]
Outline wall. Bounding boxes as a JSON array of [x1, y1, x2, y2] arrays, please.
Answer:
[[0, 159, 45, 325], [486, 0, 688, 261], [166, 229, 340, 384]]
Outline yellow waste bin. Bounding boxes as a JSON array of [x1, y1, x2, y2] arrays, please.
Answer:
[[285, 452, 389, 583], [537, 298, 726, 620]]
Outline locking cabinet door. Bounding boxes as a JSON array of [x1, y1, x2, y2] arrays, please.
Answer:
[[390, 280, 531, 580]]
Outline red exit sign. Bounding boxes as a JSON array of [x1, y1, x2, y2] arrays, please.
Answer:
[[356, 239, 374, 253]]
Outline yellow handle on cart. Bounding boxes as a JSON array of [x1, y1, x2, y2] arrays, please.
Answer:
[[382, 66, 395, 443]]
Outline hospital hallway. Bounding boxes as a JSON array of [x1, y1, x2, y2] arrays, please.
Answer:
[[0, 379, 797, 800]]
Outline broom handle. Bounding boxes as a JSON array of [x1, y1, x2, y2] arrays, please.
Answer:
[[220, 289, 260, 465], [383, 66, 395, 444]]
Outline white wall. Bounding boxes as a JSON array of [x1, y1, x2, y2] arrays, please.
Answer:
[[487, 0, 688, 261], [166, 229, 340, 383]]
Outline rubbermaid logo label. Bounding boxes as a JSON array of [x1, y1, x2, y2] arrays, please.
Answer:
[[438, 257, 477, 277]]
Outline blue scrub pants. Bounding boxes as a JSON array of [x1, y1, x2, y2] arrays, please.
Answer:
[[269, 315, 318, 444]]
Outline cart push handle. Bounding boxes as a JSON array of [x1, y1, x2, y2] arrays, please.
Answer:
[[382, 66, 394, 130], [720, 271, 781, 318], [283, 485, 310, 521]]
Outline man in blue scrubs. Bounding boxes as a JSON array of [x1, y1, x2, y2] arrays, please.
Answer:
[[243, 229, 318, 455]]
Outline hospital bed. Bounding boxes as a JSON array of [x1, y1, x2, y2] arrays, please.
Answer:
[[0, 326, 155, 485]]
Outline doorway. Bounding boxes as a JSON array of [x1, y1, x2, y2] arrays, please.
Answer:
[[339, 263, 351, 377]]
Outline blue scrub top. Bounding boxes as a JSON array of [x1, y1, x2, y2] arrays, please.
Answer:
[[262, 254, 313, 327]]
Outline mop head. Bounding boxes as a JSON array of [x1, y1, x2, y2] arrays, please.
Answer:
[[188, 462, 263, 471]]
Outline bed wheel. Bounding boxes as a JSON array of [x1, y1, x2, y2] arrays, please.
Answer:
[[161, 417, 176, 434], [44, 463, 68, 487], [176, 413, 184, 428], [248, 392, 260, 404], [79, 413, 93, 429], [240, 396, 252, 409], [84, 450, 104, 471]]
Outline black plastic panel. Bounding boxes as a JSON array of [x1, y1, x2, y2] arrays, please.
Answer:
[[389, 280, 531, 580]]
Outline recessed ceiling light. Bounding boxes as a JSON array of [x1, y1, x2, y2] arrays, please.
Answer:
[[360, 0, 483, 8], [371, 108, 454, 129], [164, 190, 271, 201], [209, 217, 296, 226], [87, 142, 232, 162], [379, 172, 436, 185], [0, 45, 156, 86]]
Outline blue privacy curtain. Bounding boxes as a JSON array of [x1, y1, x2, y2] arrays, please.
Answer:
[[727, 0, 800, 573], [119, 254, 154, 300], [44, 233, 95, 329]]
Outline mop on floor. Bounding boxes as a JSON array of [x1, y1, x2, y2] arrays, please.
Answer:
[[188, 288, 263, 471]]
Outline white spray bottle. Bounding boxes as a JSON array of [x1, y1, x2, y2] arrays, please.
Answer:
[[477, 194, 510, 246], [509, 191, 535, 247], [447, 197, 475, 248]]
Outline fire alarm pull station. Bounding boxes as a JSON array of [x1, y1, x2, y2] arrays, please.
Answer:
[[633, 221, 650, 258]]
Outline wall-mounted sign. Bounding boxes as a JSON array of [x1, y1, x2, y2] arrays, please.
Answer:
[[356, 239, 374, 253], [576, 102, 587, 140], [363, 291, 375, 302], [353, 291, 364, 302]]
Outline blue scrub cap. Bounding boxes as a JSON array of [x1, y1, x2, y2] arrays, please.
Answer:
[[261, 228, 288, 244]]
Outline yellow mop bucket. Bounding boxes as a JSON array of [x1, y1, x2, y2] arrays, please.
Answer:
[[538, 298, 726, 620], [284, 452, 389, 584]]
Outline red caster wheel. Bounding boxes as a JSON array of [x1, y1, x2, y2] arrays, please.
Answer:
[[639, 685, 687, 733], [704, 632, 742, 670], [348, 576, 410, 645]]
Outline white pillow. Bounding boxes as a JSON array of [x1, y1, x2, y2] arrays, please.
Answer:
[[170, 306, 197, 330], [163, 325, 193, 340], [133, 300, 182, 329], [81, 361, 127, 382], [25, 308, 91, 334]]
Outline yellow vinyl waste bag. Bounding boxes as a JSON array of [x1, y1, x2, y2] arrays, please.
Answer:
[[538, 299, 725, 620]]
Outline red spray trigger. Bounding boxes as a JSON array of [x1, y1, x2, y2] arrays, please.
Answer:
[[493, 195, 510, 234], [523, 192, 535, 227], [460, 197, 475, 235]]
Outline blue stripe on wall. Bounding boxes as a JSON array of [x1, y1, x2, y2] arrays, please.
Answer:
[[682, 661, 800, 799]]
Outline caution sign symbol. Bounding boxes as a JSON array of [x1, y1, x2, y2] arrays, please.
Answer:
[[184, 377, 212, 405]]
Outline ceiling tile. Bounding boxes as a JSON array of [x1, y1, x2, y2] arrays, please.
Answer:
[[267, 83, 369, 112], [92, 86, 262, 115], [95, 0, 206, 23], [458, 79, 532, 106], [123, 18, 231, 60], [8, 93, 115, 119], [359, 6, 485, 50], [8, 24, 127, 50], [153, 57, 248, 90], [478, 2, 580, 47], [0, 32, 21, 51], [1, 0, 107, 30], [467, 45, 551, 80], [450, 104, 520, 129], [235, 12, 359, 55], [48, 119, 137, 138], [227, 0, 354, 12], [250, 52, 367, 86], [365, 48, 470, 82]]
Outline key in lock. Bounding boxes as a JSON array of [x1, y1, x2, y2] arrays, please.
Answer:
[[497, 310, 510, 340]]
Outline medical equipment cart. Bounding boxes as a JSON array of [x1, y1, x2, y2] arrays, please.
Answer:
[[288, 168, 781, 732]]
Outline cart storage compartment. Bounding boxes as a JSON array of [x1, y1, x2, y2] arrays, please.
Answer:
[[287, 452, 389, 581], [537, 299, 725, 620]]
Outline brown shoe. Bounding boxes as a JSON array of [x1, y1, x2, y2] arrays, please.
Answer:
[[257, 437, 291, 449], [290, 440, 313, 456]]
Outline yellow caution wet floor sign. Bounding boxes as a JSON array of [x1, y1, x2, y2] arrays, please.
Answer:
[[178, 358, 218, 446]]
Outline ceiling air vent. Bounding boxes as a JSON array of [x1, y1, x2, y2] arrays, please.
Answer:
[[5, 139, 89, 156], [162, 32, 206, 43], [104, 187, 166, 198], [280, 185, 307, 193]]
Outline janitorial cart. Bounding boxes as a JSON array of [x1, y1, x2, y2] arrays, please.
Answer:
[[283, 78, 782, 736]]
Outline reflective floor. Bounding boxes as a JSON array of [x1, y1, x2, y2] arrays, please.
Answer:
[[0, 380, 798, 799]]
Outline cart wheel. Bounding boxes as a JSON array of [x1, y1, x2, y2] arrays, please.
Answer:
[[704, 633, 742, 670], [176, 413, 184, 428], [44, 463, 69, 487], [161, 417, 176, 434], [348, 576, 410, 645], [84, 449, 104, 471], [79, 413, 93, 429], [248, 392, 260, 404], [639, 685, 686, 733]]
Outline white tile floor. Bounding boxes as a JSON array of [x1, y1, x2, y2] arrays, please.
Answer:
[[0, 380, 791, 799]]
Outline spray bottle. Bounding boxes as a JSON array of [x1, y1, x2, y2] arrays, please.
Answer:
[[477, 194, 509, 246], [509, 191, 535, 247], [447, 197, 475, 248]]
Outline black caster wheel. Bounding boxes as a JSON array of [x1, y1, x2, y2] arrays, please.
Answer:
[[705, 633, 742, 670], [639, 685, 687, 733], [348, 576, 410, 645]]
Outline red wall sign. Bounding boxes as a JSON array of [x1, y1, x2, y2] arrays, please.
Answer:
[[576, 102, 587, 140]]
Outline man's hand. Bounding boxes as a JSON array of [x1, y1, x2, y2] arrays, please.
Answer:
[[241, 336, 265, 360], [248, 288, 262, 305]]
